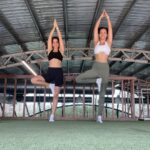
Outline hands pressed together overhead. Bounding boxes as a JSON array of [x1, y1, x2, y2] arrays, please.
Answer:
[[100, 10, 110, 20], [53, 19, 59, 30]]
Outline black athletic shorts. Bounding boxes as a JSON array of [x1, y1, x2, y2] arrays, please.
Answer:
[[42, 67, 63, 87]]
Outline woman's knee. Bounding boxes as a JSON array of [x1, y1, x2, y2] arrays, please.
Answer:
[[31, 77, 36, 84], [53, 93, 59, 100], [53, 88, 60, 98], [31, 75, 44, 84]]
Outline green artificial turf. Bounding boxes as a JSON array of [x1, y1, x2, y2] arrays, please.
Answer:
[[0, 120, 150, 150]]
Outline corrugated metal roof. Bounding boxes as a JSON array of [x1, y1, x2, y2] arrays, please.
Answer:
[[0, 0, 149, 80]]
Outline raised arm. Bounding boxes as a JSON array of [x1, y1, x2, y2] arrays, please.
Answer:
[[55, 20, 65, 54], [93, 12, 104, 47], [47, 21, 55, 54], [104, 10, 113, 47]]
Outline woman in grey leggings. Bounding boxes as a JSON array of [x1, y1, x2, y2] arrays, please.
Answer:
[[76, 10, 113, 123]]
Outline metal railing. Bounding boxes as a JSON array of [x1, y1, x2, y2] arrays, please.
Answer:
[[0, 74, 149, 120]]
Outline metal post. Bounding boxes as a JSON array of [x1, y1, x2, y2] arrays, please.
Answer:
[[138, 80, 142, 118], [23, 79, 27, 118], [121, 80, 125, 118], [92, 85, 95, 119], [2, 78, 7, 117], [83, 86, 85, 118], [130, 79, 135, 119], [13, 79, 17, 118], [112, 80, 115, 119], [73, 80, 76, 119], [43, 87, 46, 116], [147, 85, 150, 117], [62, 79, 66, 118], [33, 85, 36, 117]]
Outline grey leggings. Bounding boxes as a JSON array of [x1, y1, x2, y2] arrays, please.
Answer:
[[76, 61, 109, 115]]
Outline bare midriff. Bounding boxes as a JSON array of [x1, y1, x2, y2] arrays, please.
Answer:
[[95, 52, 108, 63], [48, 59, 62, 68]]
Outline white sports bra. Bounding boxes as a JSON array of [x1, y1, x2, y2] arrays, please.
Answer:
[[94, 42, 111, 55]]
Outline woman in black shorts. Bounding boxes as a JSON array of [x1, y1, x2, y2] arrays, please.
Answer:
[[31, 19, 64, 122]]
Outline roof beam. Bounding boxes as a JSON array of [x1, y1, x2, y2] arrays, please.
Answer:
[[0, 10, 29, 52], [0, 10, 40, 74], [113, 0, 137, 37], [128, 64, 150, 76], [145, 76, 150, 80], [62, 0, 69, 73], [126, 24, 150, 49], [0, 46, 7, 56], [24, 0, 47, 46], [0, 46, 25, 74], [79, 60, 85, 73], [1, 47, 149, 69], [0, 46, 10, 74], [62, 0, 68, 46], [110, 0, 137, 67], [116, 25, 150, 74], [140, 72, 150, 81], [80, 0, 104, 73], [86, 0, 105, 46], [0, 69, 9, 74]]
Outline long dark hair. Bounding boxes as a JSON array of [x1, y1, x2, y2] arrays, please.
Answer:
[[98, 27, 108, 40], [98, 27, 108, 34]]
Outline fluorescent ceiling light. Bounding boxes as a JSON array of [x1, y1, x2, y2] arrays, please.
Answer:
[[21, 60, 37, 76], [115, 84, 120, 87]]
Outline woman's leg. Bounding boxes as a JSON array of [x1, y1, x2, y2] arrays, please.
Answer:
[[76, 69, 98, 84], [51, 86, 60, 114], [49, 86, 60, 122], [89, 62, 109, 123], [97, 64, 109, 120], [98, 79, 108, 116], [49, 68, 63, 122], [31, 75, 49, 87]]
